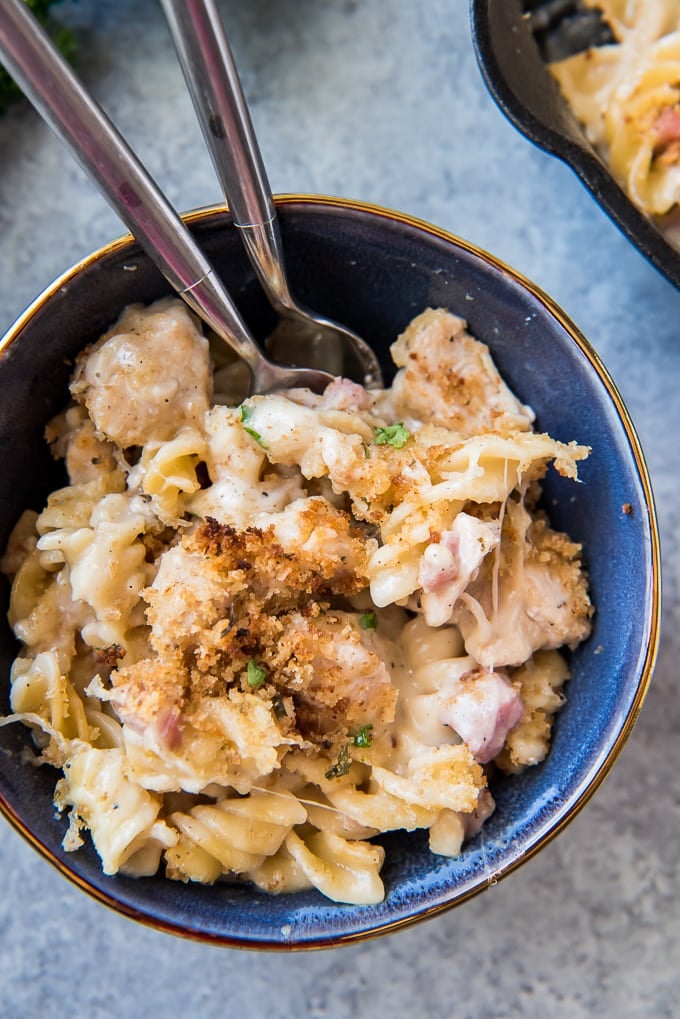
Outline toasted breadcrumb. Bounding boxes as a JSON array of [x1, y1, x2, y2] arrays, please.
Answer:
[[389, 308, 535, 436], [1, 300, 595, 903], [111, 511, 394, 759]]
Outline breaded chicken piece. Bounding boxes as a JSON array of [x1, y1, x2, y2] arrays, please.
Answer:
[[268, 610, 397, 742], [71, 297, 211, 447], [45, 406, 124, 486], [389, 308, 534, 437], [454, 500, 593, 668], [111, 510, 393, 756]]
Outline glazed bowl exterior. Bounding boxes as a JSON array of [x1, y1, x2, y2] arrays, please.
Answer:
[[0, 196, 660, 948]]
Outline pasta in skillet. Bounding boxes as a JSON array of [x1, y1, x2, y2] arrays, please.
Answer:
[[0, 298, 593, 905], [549, 0, 680, 221]]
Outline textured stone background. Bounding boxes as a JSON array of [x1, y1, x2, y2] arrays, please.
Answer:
[[0, 2, 677, 1016]]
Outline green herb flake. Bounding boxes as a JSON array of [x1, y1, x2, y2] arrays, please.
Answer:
[[244, 425, 266, 446], [359, 611, 377, 631], [238, 404, 266, 447], [324, 743, 352, 780], [374, 423, 411, 448], [246, 658, 268, 690], [236, 399, 265, 444], [271, 693, 287, 719], [353, 724, 374, 749]]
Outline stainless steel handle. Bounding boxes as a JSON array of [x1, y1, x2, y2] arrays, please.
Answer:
[[161, 0, 295, 313], [0, 0, 265, 373]]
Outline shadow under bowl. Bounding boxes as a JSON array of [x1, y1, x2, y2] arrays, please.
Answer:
[[470, 0, 680, 290], [0, 196, 660, 948]]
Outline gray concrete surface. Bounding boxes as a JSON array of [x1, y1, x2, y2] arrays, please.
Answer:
[[0, 2, 677, 1016]]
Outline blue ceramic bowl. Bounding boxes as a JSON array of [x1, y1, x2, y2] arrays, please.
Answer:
[[0, 197, 660, 948]]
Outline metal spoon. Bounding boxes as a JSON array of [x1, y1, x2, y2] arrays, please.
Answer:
[[0, 0, 333, 395], [160, 0, 383, 389]]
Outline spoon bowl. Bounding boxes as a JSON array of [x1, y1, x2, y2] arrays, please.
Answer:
[[161, 0, 383, 388], [265, 304, 383, 385]]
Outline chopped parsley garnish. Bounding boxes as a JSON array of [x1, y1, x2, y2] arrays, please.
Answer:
[[353, 724, 374, 749], [359, 611, 377, 630], [324, 743, 352, 780], [246, 659, 267, 689], [271, 693, 287, 719], [238, 403, 265, 447], [244, 425, 265, 445], [374, 423, 410, 448]]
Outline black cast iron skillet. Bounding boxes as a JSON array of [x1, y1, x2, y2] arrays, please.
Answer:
[[470, 0, 680, 289]]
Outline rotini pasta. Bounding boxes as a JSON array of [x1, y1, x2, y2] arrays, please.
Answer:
[[549, 0, 680, 222], [0, 298, 593, 905], [166, 790, 306, 882]]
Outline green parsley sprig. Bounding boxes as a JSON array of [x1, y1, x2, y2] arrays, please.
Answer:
[[239, 404, 266, 447], [246, 658, 268, 689], [353, 724, 374, 749], [324, 743, 352, 780], [271, 693, 287, 719], [374, 423, 411, 448]]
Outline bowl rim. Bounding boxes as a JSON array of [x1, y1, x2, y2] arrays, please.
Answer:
[[0, 193, 661, 949], [469, 0, 680, 291]]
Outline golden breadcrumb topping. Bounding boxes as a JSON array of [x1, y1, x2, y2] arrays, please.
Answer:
[[0, 300, 595, 904]]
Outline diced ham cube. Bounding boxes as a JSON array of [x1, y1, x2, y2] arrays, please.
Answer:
[[419, 513, 500, 627], [440, 667, 523, 764], [655, 106, 680, 150], [320, 377, 371, 412]]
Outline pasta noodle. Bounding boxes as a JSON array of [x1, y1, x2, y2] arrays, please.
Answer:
[[0, 298, 593, 905], [549, 0, 680, 223]]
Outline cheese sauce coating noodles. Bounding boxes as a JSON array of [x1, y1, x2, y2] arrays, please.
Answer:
[[0, 299, 593, 904], [548, 0, 680, 227]]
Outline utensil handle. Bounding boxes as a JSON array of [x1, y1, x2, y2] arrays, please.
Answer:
[[0, 0, 262, 370], [161, 0, 294, 313]]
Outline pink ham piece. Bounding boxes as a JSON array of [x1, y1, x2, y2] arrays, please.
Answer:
[[419, 513, 500, 627], [440, 667, 523, 764], [655, 106, 680, 150], [463, 788, 496, 840], [319, 377, 371, 413], [157, 706, 183, 751], [654, 106, 680, 165]]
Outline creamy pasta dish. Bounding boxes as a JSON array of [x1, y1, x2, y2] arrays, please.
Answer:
[[0, 299, 593, 905], [549, 0, 680, 229]]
